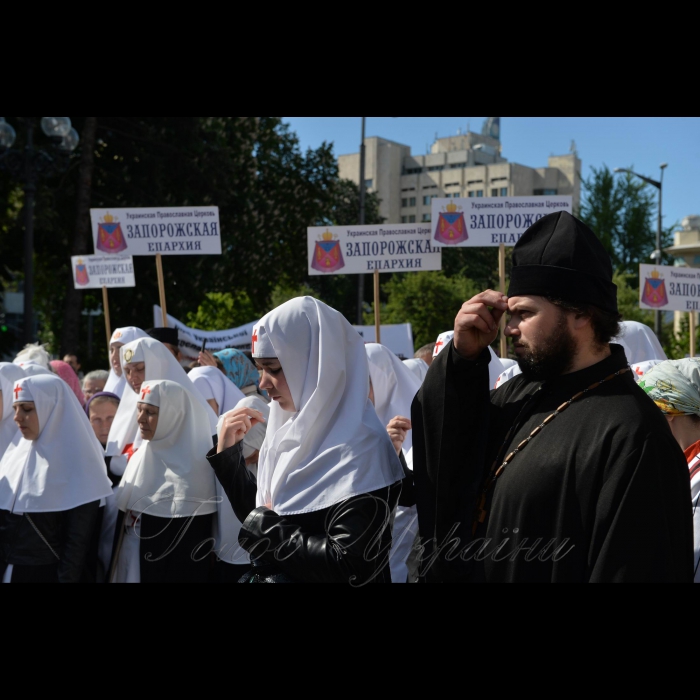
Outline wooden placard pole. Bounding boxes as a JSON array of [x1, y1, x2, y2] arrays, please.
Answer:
[[499, 243, 507, 359], [374, 270, 381, 345], [690, 312, 696, 358], [155, 254, 168, 328], [102, 286, 112, 349]]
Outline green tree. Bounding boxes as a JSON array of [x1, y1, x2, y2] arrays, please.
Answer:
[[185, 291, 256, 330], [365, 271, 479, 350]]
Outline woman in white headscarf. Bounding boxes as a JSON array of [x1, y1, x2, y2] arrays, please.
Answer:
[[100, 336, 218, 582], [366, 343, 423, 584], [212, 395, 270, 583], [103, 327, 150, 398], [110, 380, 216, 583], [110, 379, 218, 583], [0, 375, 113, 583], [188, 366, 246, 418], [0, 363, 25, 456], [209, 297, 405, 584]]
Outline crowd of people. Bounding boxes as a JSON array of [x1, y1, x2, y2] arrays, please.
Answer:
[[0, 211, 698, 583]]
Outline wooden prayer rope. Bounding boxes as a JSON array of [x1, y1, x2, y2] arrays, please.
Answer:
[[472, 367, 631, 534]]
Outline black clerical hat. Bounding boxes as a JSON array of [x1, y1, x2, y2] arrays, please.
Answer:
[[508, 211, 618, 314], [147, 327, 179, 346]]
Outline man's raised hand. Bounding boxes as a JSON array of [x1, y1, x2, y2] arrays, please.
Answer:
[[454, 290, 509, 361]]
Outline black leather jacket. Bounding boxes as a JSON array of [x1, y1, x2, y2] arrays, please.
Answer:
[[0, 502, 100, 584], [207, 444, 402, 584]]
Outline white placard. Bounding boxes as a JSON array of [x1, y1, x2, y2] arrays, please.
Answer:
[[155, 307, 416, 364], [354, 324, 415, 360], [639, 264, 700, 312], [71, 255, 135, 289], [430, 196, 573, 247], [91, 207, 221, 256], [308, 224, 441, 276]]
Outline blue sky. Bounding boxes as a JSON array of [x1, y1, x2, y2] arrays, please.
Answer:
[[281, 117, 700, 233]]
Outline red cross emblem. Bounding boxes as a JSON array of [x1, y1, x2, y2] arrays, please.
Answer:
[[14, 384, 22, 400], [434, 340, 444, 355], [141, 386, 152, 400], [252, 330, 258, 354]]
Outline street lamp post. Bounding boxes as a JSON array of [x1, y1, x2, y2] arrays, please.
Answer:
[[613, 163, 668, 340], [0, 117, 80, 345]]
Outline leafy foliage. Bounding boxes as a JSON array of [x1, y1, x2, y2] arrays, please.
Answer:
[[185, 291, 256, 331]]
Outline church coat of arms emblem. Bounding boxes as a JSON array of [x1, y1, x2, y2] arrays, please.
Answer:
[[435, 202, 468, 245], [75, 259, 90, 286], [96, 212, 128, 254], [642, 269, 669, 308], [311, 231, 345, 273]]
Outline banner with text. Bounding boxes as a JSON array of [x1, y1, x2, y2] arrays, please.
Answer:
[[307, 224, 441, 275], [639, 264, 700, 312], [91, 207, 221, 256], [154, 307, 415, 363], [430, 195, 573, 247], [71, 255, 135, 289]]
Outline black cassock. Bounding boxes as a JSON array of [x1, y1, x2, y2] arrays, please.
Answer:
[[412, 342, 695, 583]]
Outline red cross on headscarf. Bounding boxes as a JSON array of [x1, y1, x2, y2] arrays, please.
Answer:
[[252, 330, 258, 354], [434, 340, 444, 355], [141, 386, 152, 400], [13, 384, 22, 401]]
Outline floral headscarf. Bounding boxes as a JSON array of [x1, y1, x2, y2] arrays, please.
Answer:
[[214, 349, 260, 391], [639, 358, 700, 416]]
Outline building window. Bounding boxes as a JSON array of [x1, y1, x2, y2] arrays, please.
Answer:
[[423, 195, 437, 206], [427, 165, 444, 172], [401, 216, 408, 223], [401, 187, 416, 192], [500, 187, 508, 197], [491, 189, 499, 197], [403, 167, 423, 175], [476, 191, 483, 197], [422, 185, 438, 190], [468, 191, 476, 198], [449, 162, 467, 169], [534, 189, 558, 196], [467, 179, 483, 185], [491, 177, 508, 183], [409, 215, 416, 223], [409, 197, 416, 207], [365, 179, 374, 190], [422, 214, 431, 222]]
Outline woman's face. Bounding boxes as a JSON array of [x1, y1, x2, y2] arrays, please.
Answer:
[[256, 358, 295, 412], [14, 402, 41, 441], [124, 362, 146, 395], [137, 403, 160, 441], [110, 343, 124, 376]]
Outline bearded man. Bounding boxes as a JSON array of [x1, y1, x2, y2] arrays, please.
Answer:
[[412, 211, 694, 583]]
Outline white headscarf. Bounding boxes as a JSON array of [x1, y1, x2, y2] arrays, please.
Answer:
[[13, 344, 51, 372], [105, 337, 218, 458], [213, 395, 271, 566], [366, 344, 422, 471], [0, 363, 25, 452], [403, 358, 429, 384], [433, 330, 505, 388], [252, 297, 404, 516], [613, 321, 667, 364], [115, 380, 218, 519], [103, 327, 150, 398], [0, 374, 113, 514], [188, 366, 245, 416], [20, 363, 54, 378]]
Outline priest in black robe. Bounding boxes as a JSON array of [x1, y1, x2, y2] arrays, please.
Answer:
[[412, 211, 694, 583]]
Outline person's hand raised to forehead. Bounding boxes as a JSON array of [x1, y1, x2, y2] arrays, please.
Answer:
[[454, 290, 509, 361]]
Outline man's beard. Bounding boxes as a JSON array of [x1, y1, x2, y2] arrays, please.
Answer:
[[516, 312, 576, 381]]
